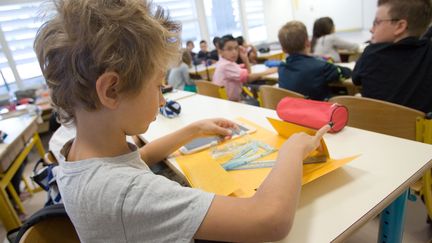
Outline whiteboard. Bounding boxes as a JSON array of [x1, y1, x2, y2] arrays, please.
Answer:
[[292, 0, 363, 33]]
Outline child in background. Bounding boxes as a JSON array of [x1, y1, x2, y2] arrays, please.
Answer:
[[278, 21, 352, 100], [186, 40, 197, 60], [213, 34, 277, 102], [197, 40, 214, 64], [352, 0, 432, 113], [311, 17, 359, 62], [209, 36, 220, 62], [35, 1, 329, 242], [168, 49, 196, 92], [236, 36, 258, 64]]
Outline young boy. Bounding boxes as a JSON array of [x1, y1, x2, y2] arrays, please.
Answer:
[[352, 0, 432, 113], [212, 34, 277, 102], [186, 40, 197, 61], [278, 21, 352, 101], [197, 40, 213, 64], [34, 1, 329, 242]]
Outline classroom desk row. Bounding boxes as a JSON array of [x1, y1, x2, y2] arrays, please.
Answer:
[[189, 62, 359, 95], [0, 114, 46, 231], [139, 91, 432, 243]]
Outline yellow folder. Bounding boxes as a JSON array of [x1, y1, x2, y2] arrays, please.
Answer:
[[175, 118, 358, 197]]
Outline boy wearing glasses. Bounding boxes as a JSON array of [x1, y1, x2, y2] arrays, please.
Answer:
[[352, 0, 432, 113]]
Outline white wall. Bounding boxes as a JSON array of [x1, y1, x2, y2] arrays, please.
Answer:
[[263, 0, 294, 43], [263, 0, 378, 43], [362, 0, 378, 30]]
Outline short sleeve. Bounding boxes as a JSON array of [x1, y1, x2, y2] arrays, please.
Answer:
[[122, 173, 214, 243], [239, 68, 248, 83], [223, 62, 243, 83]]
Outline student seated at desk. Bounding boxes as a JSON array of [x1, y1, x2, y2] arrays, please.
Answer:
[[236, 36, 258, 64], [168, 49, 196, 92], [311, 17, 360, 63], [35, 1, 329, 242], [278, 21, 352, 100], [186, 40, 197, 61], [352, 0, 432, 113], [209, 36, 220, 62], [197, 40, 215, 65], [213, 34, 277, 102]]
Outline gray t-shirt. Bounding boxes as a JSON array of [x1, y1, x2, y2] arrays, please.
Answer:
[[168, 63, 194, 90], [55, 141, 214, 243]]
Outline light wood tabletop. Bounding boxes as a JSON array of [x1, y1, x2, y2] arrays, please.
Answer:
[[139, 93, 432, 242]]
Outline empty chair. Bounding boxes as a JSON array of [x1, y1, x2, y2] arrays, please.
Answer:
[[195, 80, 227, 99], [11, 204, 79, 243], [259, 85, 305, 109], [329, 96, 423, 140], [329, 95, 432, 228]]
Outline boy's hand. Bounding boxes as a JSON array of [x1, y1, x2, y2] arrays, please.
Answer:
[[238, 46, 248, 62], [191, 118, 238, 139], [280, 125, 331, 159]]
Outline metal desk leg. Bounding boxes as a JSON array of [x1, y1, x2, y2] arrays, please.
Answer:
[[378, 190, 408, 243], [0, 187, 21, 231]]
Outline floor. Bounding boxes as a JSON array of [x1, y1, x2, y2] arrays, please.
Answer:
[[0, 130, 431, 242]]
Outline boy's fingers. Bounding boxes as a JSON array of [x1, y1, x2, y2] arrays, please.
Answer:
[[314, 125, 331, 141]]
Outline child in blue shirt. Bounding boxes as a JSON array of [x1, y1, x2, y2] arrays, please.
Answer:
[[278, 21, 351, 100]]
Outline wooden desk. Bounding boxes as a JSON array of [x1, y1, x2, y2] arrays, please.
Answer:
[[338, 43, 367, 62], [251, 64, 278, 82], [257, 50, 285, 62], [188, 64, 216, 81], [0, 115, 46, 231], [163, 89, 196, 101], [139, 94, 432, 242]]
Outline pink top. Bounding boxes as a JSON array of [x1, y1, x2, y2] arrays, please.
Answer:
[[212, 57, 248, 101]]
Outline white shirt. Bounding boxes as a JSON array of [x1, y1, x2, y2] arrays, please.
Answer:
[[313, 33, 359, 62]]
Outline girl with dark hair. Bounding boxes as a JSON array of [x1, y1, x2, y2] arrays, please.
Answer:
[[311, 17, 359, 62]]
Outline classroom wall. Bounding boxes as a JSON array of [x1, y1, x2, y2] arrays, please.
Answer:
[[263, 0, 378, 43], [362, 0, 378, 30], [262, 0, 294, 44]]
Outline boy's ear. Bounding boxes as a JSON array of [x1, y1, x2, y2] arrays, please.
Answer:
[[95, 72, 121, 109], [394, 19, 408, 37]]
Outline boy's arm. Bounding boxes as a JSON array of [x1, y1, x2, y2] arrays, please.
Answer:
[[139, 119, 236, 166], [247, 67, 278, 82], [332, 35, 359, 51], [322, 63, 345, 83], [239, 46, 278, 81], [195, 126, 330, 242]]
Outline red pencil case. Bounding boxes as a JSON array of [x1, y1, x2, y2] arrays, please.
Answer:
[[276, 97, 348, 133]]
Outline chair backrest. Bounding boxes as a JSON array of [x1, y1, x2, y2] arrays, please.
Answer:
[[329, 96, 424, 140], [195, 80, 227, 99], [259, 85, 305, 109], [43, 151, 58, 165], [16, 204, 79, 243]]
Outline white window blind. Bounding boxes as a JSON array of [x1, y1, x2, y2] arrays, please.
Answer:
[[203, 0, 242, 40], [154, 0, 201, 45], [244, 0, 267, 43], [0, 1, 47, 93]]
